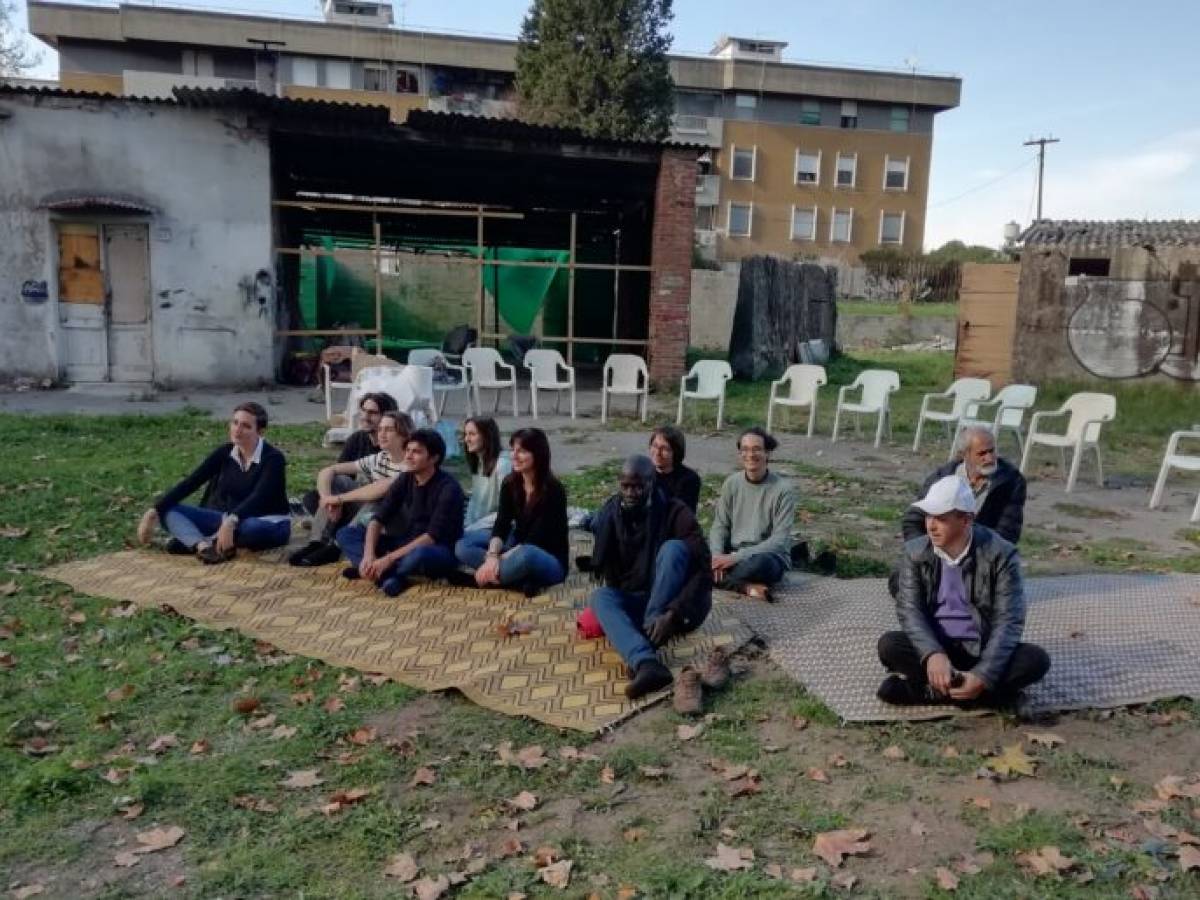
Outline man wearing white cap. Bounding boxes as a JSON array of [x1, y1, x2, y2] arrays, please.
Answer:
[[877, 475, 1049, 706]]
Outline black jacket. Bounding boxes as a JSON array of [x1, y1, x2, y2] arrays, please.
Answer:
[[589, 488, 712, 632], [902, 458, 1026, 544], [895, 524, 1026, 689], [492, 475, 570, 572], [155, 442, 289, 520], [654, 465, 701, 513]]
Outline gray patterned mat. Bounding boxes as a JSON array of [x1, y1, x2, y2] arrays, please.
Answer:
[[726, 572, 1200, 722]]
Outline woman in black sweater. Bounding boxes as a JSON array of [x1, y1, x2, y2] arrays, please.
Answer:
[[136, 402, 290, 564], [454, 427, 568, 593], [649, 425, 701, 512]]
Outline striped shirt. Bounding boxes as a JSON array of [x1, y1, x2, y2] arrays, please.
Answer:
[[356, 450, 405, 483]]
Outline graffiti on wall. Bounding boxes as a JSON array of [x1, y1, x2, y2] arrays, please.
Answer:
[[1066, 278, 1200, 382]]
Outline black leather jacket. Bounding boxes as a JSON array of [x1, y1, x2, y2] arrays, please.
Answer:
[[895, 524, 1026, 689]]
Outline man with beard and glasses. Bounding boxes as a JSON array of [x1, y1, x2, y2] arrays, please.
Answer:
[[585, 455, 713, 701]]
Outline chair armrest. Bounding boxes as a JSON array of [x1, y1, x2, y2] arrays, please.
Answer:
[[562, 364, 576, 385], [837, 384, 860, 404], [1028, 407, 1068, 433], [1076, 417, 1112, 442], [444, 362, 467, 380], [1166, 430, 1200, 455], [499, 361, 516, 380]]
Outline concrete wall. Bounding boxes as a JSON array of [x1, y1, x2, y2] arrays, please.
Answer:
[[0, 93, 274, 386], [689, 268, 740, 350], [836, 313, 955, 349]]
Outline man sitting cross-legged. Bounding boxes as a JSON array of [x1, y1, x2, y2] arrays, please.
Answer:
[[290, 411, 413, 566], [709, 426, 797, 601], [587, 455, 713, 699], [336, 428, 464, 597], [878, 475, 1050, 707]]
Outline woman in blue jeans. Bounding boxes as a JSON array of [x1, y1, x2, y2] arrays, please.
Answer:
[[455, 427, 568, 594], [136, 401, 290, 564]]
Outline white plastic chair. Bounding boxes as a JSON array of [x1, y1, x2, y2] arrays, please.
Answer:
[[409, 348, 471, 417], [1149, 426, 1200, 522], [601, 354, 649, 424], [322, 364, 437, 446], [462, 347, 518, 417], [831, 369, 900, 448], [322, 348, 397, 426], [676, 360, 732, 428], [912, 377, 992, 453], [950, 384, 1038, 460], [524, 349, 576, 419], [1020, 392, 1116, 492], [766, 364, 826, 436]]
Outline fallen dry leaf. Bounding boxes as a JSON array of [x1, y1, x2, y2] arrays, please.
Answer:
[[105, 683, 136, 702], [638, 765, 668, 780], [1017, 845, 1077, 877], [953, 851, 994, 875], [337, 673, 361, 693], [1155, 775, 1200, 801], [1025, 731, 1065, 748], [134, 825, 185, 853], [348, 726, 377, 746], [270, 725, 297, 741], [118, 802, 145, 821], [321, 787, 371, 815], [291, 691, 315, 705], [792, 715, 809, 730], [0, 527, 28, 539], [599, 765, 616, 784], [677, 723, 705, 741], [1180, 845, 1200, 871], [725, 775, 762, 798], [829, 753, 849, 768], [790, 867, 818, 883], [497, 837, 525, 857], [410, 766, 437, 787], [882, 745, 907, 761], [508, 791, 539, 812], [148, 734, 178, 754], [935, 866, 960, 891], [764, 863, 783, 880], [189, 739, 210, 755], [807, 767, 830, 784], [623, 827, 648, 843], [533, 846, 559, 867], [232, 697, 261, 716], [813, 828, 871, 867], [495, 741, 549, 770], [1134, 798, 1170, 814], [100, 767, 129, 785], [411, 874, 450, 900], [12, 885, 46, 899], [986, 744, 1037, 778], [538, 859, 573, 889], [941, 745, 961, 759], [704, 842, 754, 872], [383, 851, 420, 881], [831, 872, 858, 890], [556, 745, 599, 762], [113, 851, 140, 868], [281, 769, 324, 789], [231, 795, 278, 814], [968, 796, 992, 810], [322, 697, 345, 714], [22, 737, 58, 757]]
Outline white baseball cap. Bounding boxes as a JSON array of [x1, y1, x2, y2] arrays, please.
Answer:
[[912, 475, 976, 516]]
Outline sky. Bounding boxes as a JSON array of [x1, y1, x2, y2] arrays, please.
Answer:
[[12, 0, 1200, 250]]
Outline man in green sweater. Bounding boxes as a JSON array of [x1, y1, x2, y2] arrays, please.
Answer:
[[709, 427, 798, 601]]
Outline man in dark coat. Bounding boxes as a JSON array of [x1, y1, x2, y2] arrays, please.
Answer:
[[587, 455, 712, 699], [879, 475, 1050, 707]]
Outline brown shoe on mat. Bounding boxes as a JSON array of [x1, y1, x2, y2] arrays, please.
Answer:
[[673, 666, 703, 716], [740, 582, 774, 603], [699, 647, 731, 690]]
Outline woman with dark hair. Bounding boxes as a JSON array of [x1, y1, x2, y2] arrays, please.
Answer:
[[462, 416, 512, 531], [648, 424, 702, 512], [454, 427, 568, 593], [136, 401, 290, 564]]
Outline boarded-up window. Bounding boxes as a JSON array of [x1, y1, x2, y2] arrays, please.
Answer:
[[57, 224, 104, 304]]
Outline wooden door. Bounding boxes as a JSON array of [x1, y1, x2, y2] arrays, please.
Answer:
[[954, 263, 1020, 388], [57, 223, 108, 382]]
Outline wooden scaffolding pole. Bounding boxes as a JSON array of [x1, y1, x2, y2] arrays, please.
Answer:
[[373, 217, 383, 354], [567, 213, 577, 365], [476, 206, 485, 345]]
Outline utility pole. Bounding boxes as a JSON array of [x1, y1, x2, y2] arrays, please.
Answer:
[[1023, 136, 1060, 221]]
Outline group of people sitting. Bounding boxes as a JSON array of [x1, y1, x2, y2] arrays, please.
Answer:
[[136, 392, 1049, 709]]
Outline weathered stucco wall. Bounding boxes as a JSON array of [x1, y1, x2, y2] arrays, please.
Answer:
[[689, 267, 740, 350], [0, 94, 274, 386]]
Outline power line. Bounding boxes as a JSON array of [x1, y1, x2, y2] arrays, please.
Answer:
[[926, 155, 1037, 210]]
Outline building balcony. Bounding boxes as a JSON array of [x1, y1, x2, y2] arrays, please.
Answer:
[[122, 71, 257, 99], [693, 228, 719, 261], [695, 173, 720, 207], [669, 114, 723, 148]]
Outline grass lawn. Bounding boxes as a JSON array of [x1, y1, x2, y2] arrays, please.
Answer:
[[837, 301, 958, 319], [3, 410, 1200, 898]]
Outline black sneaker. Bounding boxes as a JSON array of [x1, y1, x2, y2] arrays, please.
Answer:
[[165, 539, 191, 556], [341, 566, 361, 580], [625, 659, 673, 700], [197, 543, 235, 565], [291, 541, 341, 567], [288, 540, 326, 566], [876, 674, 942, 706]]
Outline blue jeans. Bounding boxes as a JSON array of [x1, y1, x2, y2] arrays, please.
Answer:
[[454, 530, 566, 590], [336, 523, 457, 591], [589, 539, 690, 669], [724, 552, 786, 588], [162, 504, 290, 551]]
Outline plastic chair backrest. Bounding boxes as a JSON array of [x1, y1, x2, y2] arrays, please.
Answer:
[[353, 365, 437, 427], [350, 348, 396, 379], [780, 364, 827, 405], [689, 360, 732, 395], [1063, 392, 1116, 442], [524, 349, 568, 386], [462, 347, 506, 382], [947, 378, 992, 418], [605, 354, 647, 392], [854, 369, 900, 409], [993, 384, 1037, 428], [407, 348, 447, 368]]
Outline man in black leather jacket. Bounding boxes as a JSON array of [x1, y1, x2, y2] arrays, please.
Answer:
[[878, 475, 1049, 706]]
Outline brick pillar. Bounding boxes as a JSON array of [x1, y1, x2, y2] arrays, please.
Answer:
[[647, 147, 697, 387]]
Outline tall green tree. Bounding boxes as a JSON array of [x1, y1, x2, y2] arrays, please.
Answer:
[[1, 0, 40, 76], [515, 0, 675, 142]]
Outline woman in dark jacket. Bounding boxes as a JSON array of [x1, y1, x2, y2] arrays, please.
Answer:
[[137, 401, 290, 564], [454, 427, 568, 593]]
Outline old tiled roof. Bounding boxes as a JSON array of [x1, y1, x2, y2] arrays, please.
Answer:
[[1019, 219, 1200, 248]]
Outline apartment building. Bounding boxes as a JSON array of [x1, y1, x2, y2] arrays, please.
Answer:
[[26, 1, 962, 264]]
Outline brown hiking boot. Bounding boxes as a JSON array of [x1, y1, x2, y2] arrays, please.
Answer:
[[700, 647, 731, 691], [673, 666, 703, 716]]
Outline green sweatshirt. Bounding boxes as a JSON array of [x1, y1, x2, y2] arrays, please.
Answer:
[[708, 469, 797, 566]]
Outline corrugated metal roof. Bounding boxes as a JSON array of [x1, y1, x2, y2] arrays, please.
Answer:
[[1019, 219, 1200, 249], [404, 109, 706, 153]]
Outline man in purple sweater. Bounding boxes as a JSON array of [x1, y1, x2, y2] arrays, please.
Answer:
[[877, 476, 1049, 707]]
